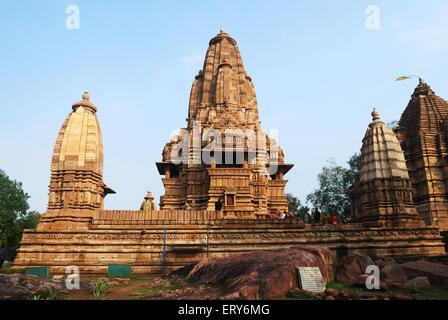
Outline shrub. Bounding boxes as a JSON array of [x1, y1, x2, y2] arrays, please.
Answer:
[[45, 287, 59, 300], [409, 281, 420, 294], [90, 278, 110, 300]]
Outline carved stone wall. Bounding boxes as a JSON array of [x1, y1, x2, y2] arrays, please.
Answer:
[[14, 220, 445, 274]]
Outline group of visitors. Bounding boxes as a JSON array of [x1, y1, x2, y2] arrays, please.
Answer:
[[263, 208, 340, 223], [265, 211, 293, 220], [214, 198, 343, 225], [302, 208, 338, 225]]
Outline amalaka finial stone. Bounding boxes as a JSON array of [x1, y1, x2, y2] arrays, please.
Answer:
[[82, 91, 90, 101], [372, 108, 380, 121], [220, 28, 226, 33], [72, 90, 97, 112]]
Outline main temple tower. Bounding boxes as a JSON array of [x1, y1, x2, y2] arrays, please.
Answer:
[[156, 30, 293, 218], [396, 79, 448, 231]]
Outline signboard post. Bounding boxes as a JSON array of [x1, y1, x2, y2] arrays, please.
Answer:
[[296, 266, 326, 293]]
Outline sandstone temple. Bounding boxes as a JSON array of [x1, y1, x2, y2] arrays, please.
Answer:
[[156, 29, 292, 218], [13, 31, 447, 274]]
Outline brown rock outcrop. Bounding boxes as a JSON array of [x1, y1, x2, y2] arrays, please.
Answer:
[[381, 264, 408, 286], [184, 246, 335, 299], [0, 274, 72, 300], [336, 252, 375, 284], [406, 276, 431, 290], [400, 261, 448, 285]]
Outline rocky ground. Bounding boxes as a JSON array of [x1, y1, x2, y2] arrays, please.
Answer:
[[0, 273, 86, 300], [2, 247, 448, 300]]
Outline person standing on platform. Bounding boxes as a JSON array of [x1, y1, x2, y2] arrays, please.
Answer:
[[0, 244, 6, 268], [313, 208, 321, 225], [331, 215, 337, 225], [303, 212, 310, 223], [215, 198, 223, 211]]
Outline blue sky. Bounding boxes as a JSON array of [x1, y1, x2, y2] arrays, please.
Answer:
[[1, 0, 448, 213]]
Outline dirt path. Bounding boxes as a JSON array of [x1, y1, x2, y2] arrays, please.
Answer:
[[59, 275, 448, 300], [106, 277, 154, 300], [61, 276, 156, 300]]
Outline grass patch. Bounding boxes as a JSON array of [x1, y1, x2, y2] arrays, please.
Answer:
[[0, 263, 24, 274], [411, 284, 448, 300], [287, 292, 317, 300], [0, 268, 24, 274], [132, 285, 177, 296], [326, 280, 448, 300], [1, 262, 10, 270], [286, 289, 322, 300], [130, 280, 186, 297], [327, 281, 350, 290]]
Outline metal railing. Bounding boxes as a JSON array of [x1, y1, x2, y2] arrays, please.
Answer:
[[162, 227, 210, 274]]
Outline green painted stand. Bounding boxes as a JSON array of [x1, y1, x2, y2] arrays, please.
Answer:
[[24, 266, 50, 278], [108, 264, 131, 278]]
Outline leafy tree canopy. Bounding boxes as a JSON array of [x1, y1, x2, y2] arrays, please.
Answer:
[[387, 120, 399, 131], [306, 153, 360, 219], [286, 193, 309, 218], [0, 169, 41, 260]]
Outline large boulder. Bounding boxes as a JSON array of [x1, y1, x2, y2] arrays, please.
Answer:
[[405, 276, 431, 290], [0, 274, 71, 300], [336, 253, 375, 284], [400, 261, 448, 285], [381, 264, 408, 287], [184, 246, 336, 299], [376, 257, 397, 269], [290, 245, 337, 280]]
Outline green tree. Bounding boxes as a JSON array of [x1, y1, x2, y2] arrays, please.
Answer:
[[306, 154, 360, 219], [387, 120, 399, 131], [0, 169, 40, 260], [286, 193, 300, 216], [286, 193, 309, 218], [344, 153, 360, 188], [297, 205, 310, 218]]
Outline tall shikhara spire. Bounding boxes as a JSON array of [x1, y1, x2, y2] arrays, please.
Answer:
[[156, 30, 293, 216], [38, 92, 115, 231], [187, 29, 259, 130], [396, 80, 448, 230], [350, 109, 424, 228]]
